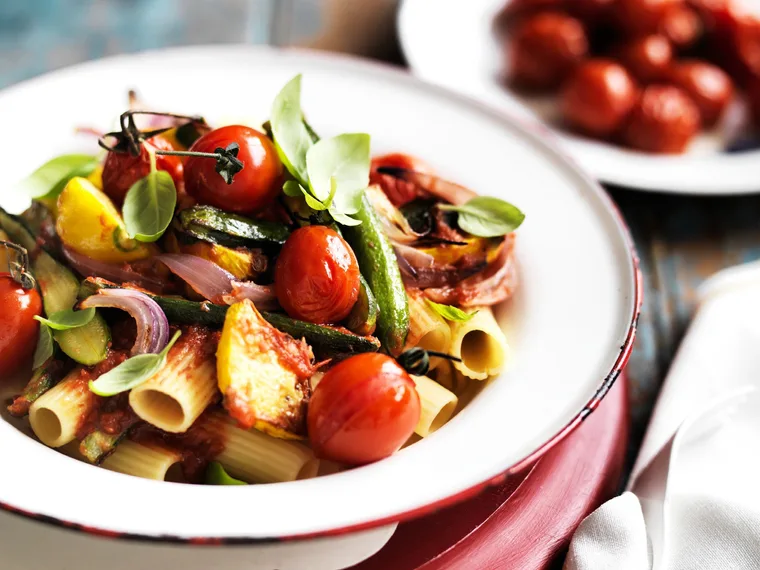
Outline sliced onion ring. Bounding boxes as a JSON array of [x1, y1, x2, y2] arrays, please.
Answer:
[[62, 247, 164, 291], [155, 254, 235, 304], [81, 289, 169, 355], [222, 281, 278, 310]]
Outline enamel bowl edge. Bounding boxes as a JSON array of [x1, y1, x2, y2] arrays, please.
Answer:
[[0, 45, 641, 542]]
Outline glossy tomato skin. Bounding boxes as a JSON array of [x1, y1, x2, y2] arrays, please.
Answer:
[[623, 85, 701, 153], [184, 125, 283, 214], [0, 274, 42, 378], [668, 60, 734, 127], [102, 136, 183, 205], [307, 353, 421, 465], [617, 35, 673, 83], [274, 226, 360, 324], [370, 153, 431, 207]]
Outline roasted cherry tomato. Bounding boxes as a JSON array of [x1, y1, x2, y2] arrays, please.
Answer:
[[509, 12, 588, 91], [102, 136, 184, 205], [370, 153, 431, 207], [618, 0, 683, 36], [560, 60, 638, 137], [0, 273, 42, 378], [307, 353, 421, 465], [617, 35, 673, 83], [184, 125, 283, 214], [669, 60, 734, 127], [660, 5, 702, 49], [274, 226, 360, 324], [623, 85, 701, 153]]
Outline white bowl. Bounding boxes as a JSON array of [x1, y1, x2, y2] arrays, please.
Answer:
[[0, 46, 640, 543], [398, 0, 760, 194]]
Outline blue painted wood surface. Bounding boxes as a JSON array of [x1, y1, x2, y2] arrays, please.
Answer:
[[0, 0, 747, 474]]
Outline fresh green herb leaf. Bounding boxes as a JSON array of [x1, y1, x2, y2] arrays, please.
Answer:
[[439, 197, 525, 238], [18, 154, 99, 199], [271, 75, 313, 186], [89, 330, 182, 397], [34, 308, 97, 331], [205, 461, 246, 486], [282, 180, 306, 197], [426, 299, 478, 323], [306, 133, 369, 212], [330, 210, 362, 226], [123, 171, 177, 242], [32, 324, 54, 369]]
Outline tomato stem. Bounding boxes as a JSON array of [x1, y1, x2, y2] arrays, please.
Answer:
[[156, 143, 245, 185], [396, 347, 462, 376], [1, 241, 36, 290]]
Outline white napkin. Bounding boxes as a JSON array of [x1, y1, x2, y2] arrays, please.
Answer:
[[564, 260, 760, 570]]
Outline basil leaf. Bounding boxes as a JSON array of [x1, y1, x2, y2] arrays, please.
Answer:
[[282, 180, 305, 197], [32, 324, 54, 369], [89, 330, 181, 397], [34, 308, 96, 331], [123, 171, 177, 242], [439, 197, 525, 238], [306, 133, 370, 216], [18, 154, 99, 199], [271, 75, 313, 186], [205, 461, 246, 486], [302, 191, 328, 211], [426, 299, 478, 323], [330, 210, 362, 227]]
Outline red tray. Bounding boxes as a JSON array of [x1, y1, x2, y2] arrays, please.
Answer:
[[352, 374, 629, 570]]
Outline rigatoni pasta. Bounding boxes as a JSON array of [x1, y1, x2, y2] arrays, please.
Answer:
[[449, 307, 509, 380], [411, 375, 458, 437], [406, 291, 452, 370], [28, 370, 95, 448], [101, 441, 183, 481]]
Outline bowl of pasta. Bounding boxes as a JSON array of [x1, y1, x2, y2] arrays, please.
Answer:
[[0, 46, 640, 551]]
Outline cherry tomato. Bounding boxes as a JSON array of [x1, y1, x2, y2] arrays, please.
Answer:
[[274, 226, 360, 324], [102, 136, 184, 205], [0, 273, 42, 378], [617, 35, 673, 83], [619, 0, 684, 35], [370, 153, 431, 207], [184, 125, 283, 214], [660, 5, 702, 49], [509, 12, 588, 91], [749, 77, 760, 128], [560, 60, 639, 138], [307, 353, 421, 465], [623, 85, 701, 153], [669, 60, 734, 127]]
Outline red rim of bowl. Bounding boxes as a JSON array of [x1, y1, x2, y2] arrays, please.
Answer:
[[0, 45, 643, 545]]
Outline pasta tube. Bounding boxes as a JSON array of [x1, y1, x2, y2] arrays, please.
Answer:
[[406, 291, 452, 370], [205, 413, 318, 483], [29, 370, 95, 448], [130, 328, 218, 433], [449, 307, 509, 380], [411, 375, 458, 437], [101, 441, 183, 481]]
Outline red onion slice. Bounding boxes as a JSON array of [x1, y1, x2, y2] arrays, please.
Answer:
[[365, 186, 421, 244], [155, 254, 235, 304], [222, 281, 279, 310], [375, 168, 477, 206], [62, 247, 164, 291], [81, 289, 169, 355]]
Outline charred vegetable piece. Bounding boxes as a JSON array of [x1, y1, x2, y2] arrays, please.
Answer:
[[0, 207, 110, 365], [166, 231, 265, 280], [6, 360, 69, 417], [79, 428, 130, 464], [79, 278, 380, 357], [177, 205, 290, 248], [343, 195, 410, 355], [56, 177, 153, 263], [217, 299, 313, 438], [20, 201, 60, 256], [345, 275, 378, 336]]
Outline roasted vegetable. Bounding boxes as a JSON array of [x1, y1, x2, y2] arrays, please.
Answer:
[[79, 429, 130, 464], [80, 277, 380, 357], [0, 207, 110, 365], [345, 275, 379, 336], [217, 299, 313, 438], [178, 205, 290, 249], [7, 359, 70, 417], [166, 231, 265, 280], [343, 194, 410, 355], [56, 177, 153, 263]]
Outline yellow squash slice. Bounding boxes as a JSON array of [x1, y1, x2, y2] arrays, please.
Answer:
[[217, 299, 314, 439], [56, 177, 153, 263]]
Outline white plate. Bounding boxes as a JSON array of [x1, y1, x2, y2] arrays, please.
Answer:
[[0, 45, 639, 542], [398, 0, 760, 194]]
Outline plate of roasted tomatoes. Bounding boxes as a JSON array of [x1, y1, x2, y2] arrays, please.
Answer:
[[399, 0, 760, 193], [0, 46, 638, 552]]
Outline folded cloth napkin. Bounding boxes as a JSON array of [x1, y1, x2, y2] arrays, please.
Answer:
[[564, 261, 760, 570]]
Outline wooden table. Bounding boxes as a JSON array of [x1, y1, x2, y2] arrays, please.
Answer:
[[2, 0, 753, 475]]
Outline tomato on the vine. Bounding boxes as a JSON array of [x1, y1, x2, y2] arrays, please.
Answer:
[[307, 353, 421, 465], [0, 273, 42, 378], [274, 225, 360, 324], [102, 135, 183, 204], [184, 125, 283, 214]]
